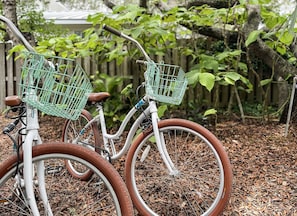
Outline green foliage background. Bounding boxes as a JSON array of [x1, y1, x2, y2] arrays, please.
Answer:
[[2, 0, 297, 121]]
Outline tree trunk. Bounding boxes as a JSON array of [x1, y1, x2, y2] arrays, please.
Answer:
[[186, 0, 238, 9], [139, 0, 148, 8], [2, 0, 20, 44]]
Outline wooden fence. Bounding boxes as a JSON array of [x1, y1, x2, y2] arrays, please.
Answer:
[[1, 42, 21, 110], [0, 42, 281, 112]]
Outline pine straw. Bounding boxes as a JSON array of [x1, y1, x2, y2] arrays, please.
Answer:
[[215, 120, 297, 215], [1, 114, 296, 215]]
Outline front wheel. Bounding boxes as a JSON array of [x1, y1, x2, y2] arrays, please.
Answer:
[[0, 143, 133, 215], [125, 118, 232, 216]]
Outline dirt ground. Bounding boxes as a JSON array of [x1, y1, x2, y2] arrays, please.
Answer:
[[0, 112, 296, 215]]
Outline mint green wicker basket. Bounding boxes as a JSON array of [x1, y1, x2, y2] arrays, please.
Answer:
[[18, 53, 93, 120], [144, 62, 188, 105]]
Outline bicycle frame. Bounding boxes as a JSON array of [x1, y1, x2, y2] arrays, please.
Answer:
[[2, 93, 53, 216], [0, 15, 53, 216], [18, 93, 55, 216], [79, 95, 178, 175]]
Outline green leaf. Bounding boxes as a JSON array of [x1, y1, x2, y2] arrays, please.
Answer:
[[276, 45, 286, 55], [225, 72, 241, 82], [238, 62, 248, 73], [48, 38, 57, 45], [198, 73, 215, 92], [279, 31, 294, 46], [288, 57, 297, 63], [200, 55, 219, 72], [239, 76, 253, 91], [121, 84, 133, 96], [204, 108, 217, 117], [224, 77, 235, 85], [245, 30, 262, 47], [157, 105, 168, 118], [249, 0, 259, 4], [260, 79, 272, 86], [217, 50, 242, 61], [216, 52, 229, 61], [186, 70, 200, 86]]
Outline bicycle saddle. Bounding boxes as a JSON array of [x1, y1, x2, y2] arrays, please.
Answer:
[[5, 95, 22, 107], [88, 92, 110, 103]]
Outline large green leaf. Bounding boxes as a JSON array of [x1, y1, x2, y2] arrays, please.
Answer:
[[225, 72, 241, 82], [186, 70, 200, 86], [201, 55, 219, 72], [198, 73, 215, 92]]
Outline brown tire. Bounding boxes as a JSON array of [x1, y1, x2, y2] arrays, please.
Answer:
[[125, 118, 232, 216], [0, 143, 133, 215]]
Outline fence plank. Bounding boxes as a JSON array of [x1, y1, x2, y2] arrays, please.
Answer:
[[0, 43, 6, 110], [6, 45, 14, 97], [15, 57, 21, 95]]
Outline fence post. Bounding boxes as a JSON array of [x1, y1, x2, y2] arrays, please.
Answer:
[[0, 43, 5, 111], [6, 44, 14, 97]]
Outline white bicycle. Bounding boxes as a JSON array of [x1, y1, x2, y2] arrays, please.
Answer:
[[62, 25, 233, 215], [0, 16, 133, 216]]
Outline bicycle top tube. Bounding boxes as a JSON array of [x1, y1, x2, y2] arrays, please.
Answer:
[[0, 15, 35, 52]]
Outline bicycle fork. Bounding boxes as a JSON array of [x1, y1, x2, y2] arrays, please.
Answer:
[[23, 105, 53, 216], [148, 101, 179, 176]]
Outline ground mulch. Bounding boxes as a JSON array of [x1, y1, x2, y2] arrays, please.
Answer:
[[216, 119, 297, 215], [0, 113, 296, 215]]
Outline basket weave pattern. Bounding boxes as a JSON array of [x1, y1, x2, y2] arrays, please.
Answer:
[[18, 53, 93, 120], [144, 62, 188, 105]]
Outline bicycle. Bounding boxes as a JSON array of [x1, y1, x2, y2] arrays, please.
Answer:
[[62, 24, 233, 215], [0, 16, 133, 215]]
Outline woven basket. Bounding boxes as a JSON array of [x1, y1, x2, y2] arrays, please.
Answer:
[[144, 62, 188, 105]]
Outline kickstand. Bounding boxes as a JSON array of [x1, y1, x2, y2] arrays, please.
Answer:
[[285, 76, 297, 136]]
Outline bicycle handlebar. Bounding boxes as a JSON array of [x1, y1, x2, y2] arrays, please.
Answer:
[[0, 15, 35, 52], [102, 24, 152, 62], [102, 24, 122, 37]]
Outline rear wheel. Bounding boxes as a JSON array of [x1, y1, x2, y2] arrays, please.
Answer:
[[125, 118, 232, 216], [62, 109, 101, 180], [0, 143, 133, 215]]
